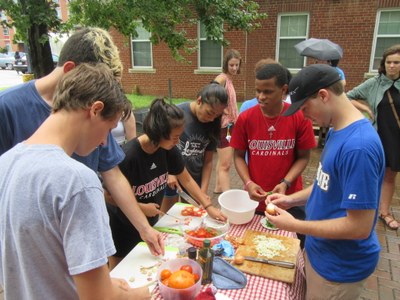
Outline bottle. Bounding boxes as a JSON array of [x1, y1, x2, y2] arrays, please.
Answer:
[[198, 239, 214, 284], [187, 246, 197, 261]]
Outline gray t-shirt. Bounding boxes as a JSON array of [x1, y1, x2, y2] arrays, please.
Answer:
[[0, 143, 116, 300], [176, 102, 216, 184]]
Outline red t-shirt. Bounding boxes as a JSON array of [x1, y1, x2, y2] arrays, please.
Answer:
[[230, 102, 316, 212]]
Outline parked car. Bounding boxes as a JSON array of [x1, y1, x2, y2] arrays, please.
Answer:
[[14, 54, 59, 74], [0, 53, 16, 70]]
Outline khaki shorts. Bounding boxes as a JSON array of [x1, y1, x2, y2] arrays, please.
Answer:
[[304, 252, 366, 300]]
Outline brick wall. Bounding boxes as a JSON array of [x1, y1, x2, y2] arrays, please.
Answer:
[[113, 0, 400, 101]]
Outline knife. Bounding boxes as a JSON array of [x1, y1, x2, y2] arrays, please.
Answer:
[[178, 191, 200, 207], [244, 256, 295, 269]]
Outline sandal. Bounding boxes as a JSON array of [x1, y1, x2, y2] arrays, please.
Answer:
[[379, 213, 399, 230]]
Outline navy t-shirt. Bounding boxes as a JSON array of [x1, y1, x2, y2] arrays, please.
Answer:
[[0, 81, 124, 171]]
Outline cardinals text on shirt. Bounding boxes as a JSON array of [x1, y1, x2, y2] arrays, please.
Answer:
[[248, 138, 295, 156]]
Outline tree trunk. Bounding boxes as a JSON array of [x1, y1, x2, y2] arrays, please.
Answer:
[[27, 23, 54, 78]]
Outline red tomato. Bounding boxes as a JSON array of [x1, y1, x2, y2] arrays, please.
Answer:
[[160, 269, 172, 280], [193, 273, 200, 282], [180, 265, 193, 274]]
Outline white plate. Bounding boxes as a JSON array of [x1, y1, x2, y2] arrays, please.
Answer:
[[260, 217, 279, 231], [154, 202, 205, 230]]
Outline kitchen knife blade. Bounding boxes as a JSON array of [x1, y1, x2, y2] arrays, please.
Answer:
[[244, 256, 295, 269], [178, 191, 200, 207]]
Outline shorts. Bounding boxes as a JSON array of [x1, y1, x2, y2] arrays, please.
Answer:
[[304, 252, 367, 300], [217, 124, 235, 149], [107, 204, 157, 258], [164, 185, 178, 197]]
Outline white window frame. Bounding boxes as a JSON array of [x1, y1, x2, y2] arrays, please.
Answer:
[[130, 22, 153, 70], [53, 0, 62, 19], [276, 13, 310, 71], [3, 27, 9, 36], [196, 21, 223, 73], [370, 8, 400, 73]]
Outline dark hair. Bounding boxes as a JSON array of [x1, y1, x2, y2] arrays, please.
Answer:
[[222, 49, 242, 75], [254, 58, 277, 73], [53, 63, 131, 120], [256, 64, 291, 87], [198, 83, 228, 143], [143, 98, 185, 146], [379, 44, 400, 75], [58, 27, 122, 78], [328, 59, 340, 67]]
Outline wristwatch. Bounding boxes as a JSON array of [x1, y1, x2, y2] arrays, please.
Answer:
[[280, 178, 291, 188]]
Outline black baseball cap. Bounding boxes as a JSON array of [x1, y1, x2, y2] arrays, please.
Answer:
[[284, 64, 341, 116]]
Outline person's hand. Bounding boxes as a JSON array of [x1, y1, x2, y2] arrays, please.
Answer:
[[206, 206, 227, 222], [111, 278, 130, 292], [167, 175, 182, 192], [272, 182, 287, 194], [265, 206, 297, 232], [139, 227, 165, 256], [266, 193, 294, 210], [247, 181, 268, 202], [365, 107, 375, 121], [129, 286, 151, 299], [140, 203, 161, 217]]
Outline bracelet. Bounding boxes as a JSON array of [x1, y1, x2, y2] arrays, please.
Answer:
[[280, 178, 291, 188], [203, 203, 213, 210], [245, 180, 253, 189]]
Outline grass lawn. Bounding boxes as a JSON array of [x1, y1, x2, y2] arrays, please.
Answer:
[[0, 86, 242, 110], [127, 94, 190, 110]]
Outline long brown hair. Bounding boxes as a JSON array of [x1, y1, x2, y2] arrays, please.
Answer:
[[222, 49, 242, 74]]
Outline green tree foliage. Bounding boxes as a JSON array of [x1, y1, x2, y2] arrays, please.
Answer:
[[0, 0, 64, 78], [0, 0, 266, 78], [68, 0, 267, 60]]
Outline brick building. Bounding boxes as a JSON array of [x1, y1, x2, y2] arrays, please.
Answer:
[[112, 0, 400, 101]]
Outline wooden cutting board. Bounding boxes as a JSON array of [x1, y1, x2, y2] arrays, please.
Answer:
[[234, 230, 300, 283]]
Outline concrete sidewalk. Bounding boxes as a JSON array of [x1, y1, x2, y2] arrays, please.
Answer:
[[207, 147, 400, 300], [1, 147, 398, 299]]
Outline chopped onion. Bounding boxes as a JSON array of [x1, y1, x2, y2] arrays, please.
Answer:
[[253, 235, 286, 258]]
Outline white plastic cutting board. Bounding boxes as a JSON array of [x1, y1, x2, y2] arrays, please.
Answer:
[[110, 242, 178, 290]]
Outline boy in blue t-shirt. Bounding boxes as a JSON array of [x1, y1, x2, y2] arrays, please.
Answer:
[[265, 64, 385, 299]]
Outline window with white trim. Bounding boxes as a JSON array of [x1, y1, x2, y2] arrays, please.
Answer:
[[371, 9, 400, 71], [277, 14, 309, 69], [3, 27, 9, 36], [131, 24, 152, 68], [1, 10, 7, 21], [53, 0, 62, 19], [198, 22, 222, 69]]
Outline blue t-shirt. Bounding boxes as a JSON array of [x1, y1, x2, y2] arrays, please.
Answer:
[[239, 98, 258, 113], [0, 81, 124, 171], [305, 118, 384, 283], [335, 67, 345, 80]]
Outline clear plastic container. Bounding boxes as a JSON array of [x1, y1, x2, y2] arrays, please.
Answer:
[[157, 258, 203, 300], [183, 215, 230, 248]]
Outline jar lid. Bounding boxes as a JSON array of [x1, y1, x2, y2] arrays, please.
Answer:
[[203, 239, 211, 247], [187, 247, 197, 259]]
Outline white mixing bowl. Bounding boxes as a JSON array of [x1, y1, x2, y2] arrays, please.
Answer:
[[218, 189, 259, 225]]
